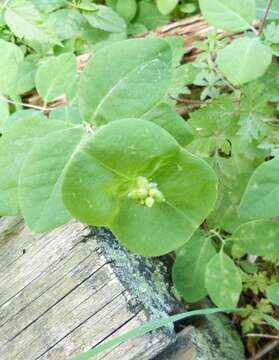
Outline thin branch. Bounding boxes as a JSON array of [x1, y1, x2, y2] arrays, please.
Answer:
[[246, 333, 279, 340], [258, 0, 273, 36], [248, 340, 279, 360], [0, 97, 56, 112]]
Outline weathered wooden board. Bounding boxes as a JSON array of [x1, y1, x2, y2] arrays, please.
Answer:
[[0, 217, 175, 360], [0, 216, 245, 360]]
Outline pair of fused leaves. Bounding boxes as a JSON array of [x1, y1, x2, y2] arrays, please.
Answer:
[[0, 38, 217, 257], [199, 0, 273, 86], [173, 231, 242, 308]]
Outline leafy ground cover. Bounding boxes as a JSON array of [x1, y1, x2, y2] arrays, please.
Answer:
[[0, 0, 279, 359]]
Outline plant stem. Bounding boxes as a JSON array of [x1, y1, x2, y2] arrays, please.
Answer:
[[248, 340, 279, 360], [246, 333, 279, 340], [0, 97, 56, 112], [209, 229, 226, 245], [258, 0, 273, 36]]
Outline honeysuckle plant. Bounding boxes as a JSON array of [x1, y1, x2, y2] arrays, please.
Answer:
[[0, 1, 279, 348]]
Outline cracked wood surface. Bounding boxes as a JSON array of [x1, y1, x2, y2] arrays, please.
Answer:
[[0, 217, 173, 360]]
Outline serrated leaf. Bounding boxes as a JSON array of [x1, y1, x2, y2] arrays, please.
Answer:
[[232, 220, 279, 256], [35, 53, 77, 104], [199, 0, 256, 32], [19, 126, 86, 233], [172, 231, 216, 303], [157, 0, 179, 15], [205, 251, 242, 308], [143, 103, 194, 147], [0, 117, 67, 215], [83, 5, 126, 33], [217, 37, 273, 86], [62, 119, 217, 256], [79, 38, 172, 126], [4, 0, 60, 44], [239, 158, 279, 219], [266, 283, 279, 306]]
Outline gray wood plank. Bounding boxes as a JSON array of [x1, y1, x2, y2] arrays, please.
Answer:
[[0, 218, 174, 360]]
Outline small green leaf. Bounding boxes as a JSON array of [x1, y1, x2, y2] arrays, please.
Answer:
[[217, 37, 273, 86], [157, 0, 179, 15], [143, 103, 194, 147], [0, 101, 10, 132], [116, 0, 137, 22], [0, 117, 66, 215], [83, 5, 126, 33], [46, 9, 84, 41], [4, 0, 60, 44], [232, 220, 279, 256], [263, 314, 279, 330], [172, 231, 216, 303], [19, 126, 86, 233], [266, 283, 279, 306], [35, 53, 77, 103], [79, 38, 172, 126], [62, 119, 217, 256], [199, 0, 256, 32], [133, 0, 169, 30], [239, 158, 279, 219], [0, 39, 24, 96], [205, 251, 242, 308]]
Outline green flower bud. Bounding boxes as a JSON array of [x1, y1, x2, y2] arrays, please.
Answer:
[[136, 176, 149, 189], [128, 190, 139, 200], [137, 188, 148, 199], [145, 197, 155, 208]]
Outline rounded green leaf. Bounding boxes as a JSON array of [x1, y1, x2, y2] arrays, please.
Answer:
[[62, 119, 218, 256], [172, 231, 216, 303], [83, 5, 126, 33], [199, 0, 256, 32], [232, 220, 279, 256], [0, 39, 24, 96], [205, 251, 242, 308], [116, 0, 137, 22], [46, 9, 84, 41], [35, 53, 77, 103], [266, 283, 279, 306], [0, 117, 66, 215], [157, 0, 179, 15], [78, 38, 172, 126], [239, 158, 279, 219], [217, 37, 273, 86], [143, 103, 194, 147], [19, 126, 86, 233]]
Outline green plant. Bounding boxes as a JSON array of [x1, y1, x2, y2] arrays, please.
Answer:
[[0, 0, 279, 356]]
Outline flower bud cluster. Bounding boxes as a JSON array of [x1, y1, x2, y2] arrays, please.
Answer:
[[128, 176, 165, 208]]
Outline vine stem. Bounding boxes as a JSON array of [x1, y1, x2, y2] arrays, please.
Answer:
[[0, 97, 56, 112], [258, 0, 273, 36], [248, 340, 279, 360], [209, 229, 226, 246]]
